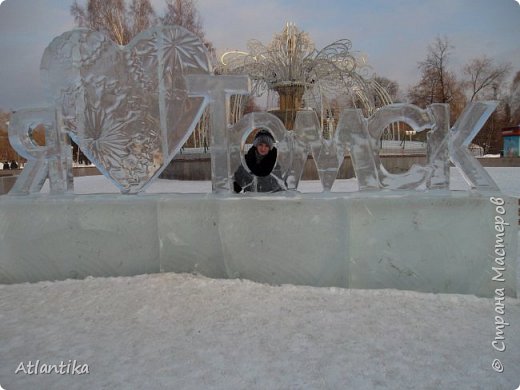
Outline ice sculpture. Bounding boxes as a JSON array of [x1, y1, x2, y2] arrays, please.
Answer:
[[338, 104, 446, 190], [294, 110, 343, 192], [184, 74, 249, 193], [40, 26, 212, 194], [8, 107, 73, 195], [224, 102, 497, 193], [228, 112, 289, 192], [226, 109, 346, 193], [449, 101, 499, 191], [4, 25, 502, 195]]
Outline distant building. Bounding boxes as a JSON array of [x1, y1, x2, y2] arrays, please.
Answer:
[[502, 125, 520, 157]]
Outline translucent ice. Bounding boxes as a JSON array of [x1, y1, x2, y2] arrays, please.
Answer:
[[294, 110, 343, 192], [7, 107, 73, 195], [0, 191, 516, 297], [426, 104, 450, 189], [4, 24, 502, 196], [449, 101, 499, 191], [40, 26, 212, 194], [185, 75, 250, 193], [338, 104, 434, 190], [228, 112, 289, 193]]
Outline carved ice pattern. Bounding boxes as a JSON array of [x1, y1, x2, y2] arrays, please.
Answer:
[[40, 26, 211, 193]]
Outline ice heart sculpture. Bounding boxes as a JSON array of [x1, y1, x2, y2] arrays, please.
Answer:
[[40, 26, 211, 193]]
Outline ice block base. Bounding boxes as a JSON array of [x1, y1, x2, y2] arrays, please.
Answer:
[[0, 191, 516, 297]]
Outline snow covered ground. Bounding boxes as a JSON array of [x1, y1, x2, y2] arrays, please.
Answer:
[[1, 167, 519, 389]]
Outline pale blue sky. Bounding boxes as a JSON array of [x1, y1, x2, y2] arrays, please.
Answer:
[[1, 0, 519, 110]]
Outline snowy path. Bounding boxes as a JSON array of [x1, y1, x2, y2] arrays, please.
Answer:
[[1, 273, 519, 389]]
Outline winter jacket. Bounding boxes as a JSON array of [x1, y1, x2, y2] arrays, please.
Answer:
[[233, 146, 285, 193]]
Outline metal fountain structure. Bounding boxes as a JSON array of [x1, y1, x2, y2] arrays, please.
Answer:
[[218, 22, 393, 132]]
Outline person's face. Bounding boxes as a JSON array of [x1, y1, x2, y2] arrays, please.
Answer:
[[257, 143, 270, 156]]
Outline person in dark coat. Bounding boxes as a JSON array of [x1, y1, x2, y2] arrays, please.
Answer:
[[233, 130, 286, 193], [2, 161, 9, 170], [10, 161, 18, 169]]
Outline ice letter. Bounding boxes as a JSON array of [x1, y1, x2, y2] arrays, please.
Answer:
[[367, 104, 433, 189], [7, 107, 72, 195], [426, 104, 450, 189], [449, 101, 499, 191], [338, 104, 436, 190], [294, 110, 343, 191], [228, 111, 290, 192], [185, 75, 250, 193], [337, 109, 380, 190]]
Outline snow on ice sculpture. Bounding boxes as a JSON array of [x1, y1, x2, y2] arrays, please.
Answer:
[[40, 26, 212, 194], [8, 107, 73, 195]]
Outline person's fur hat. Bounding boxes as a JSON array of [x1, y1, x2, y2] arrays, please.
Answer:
[[253, 129, 274, 148]]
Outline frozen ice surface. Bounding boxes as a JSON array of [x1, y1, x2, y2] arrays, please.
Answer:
[[0, 195, 159, 281]]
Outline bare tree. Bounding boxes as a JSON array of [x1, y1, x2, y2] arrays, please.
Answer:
[[161, 0, 215, 61], [161, 0, 201, 34], [408, 36, 462, 105], [507, 71, 520, 126], [462, 56, 511, 102], [71, 0, 215, 59], [129, 0, 156, 38], [71, 0, 155, 45], [461, 60, 512, 154], [407, 36, 466, 124]]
